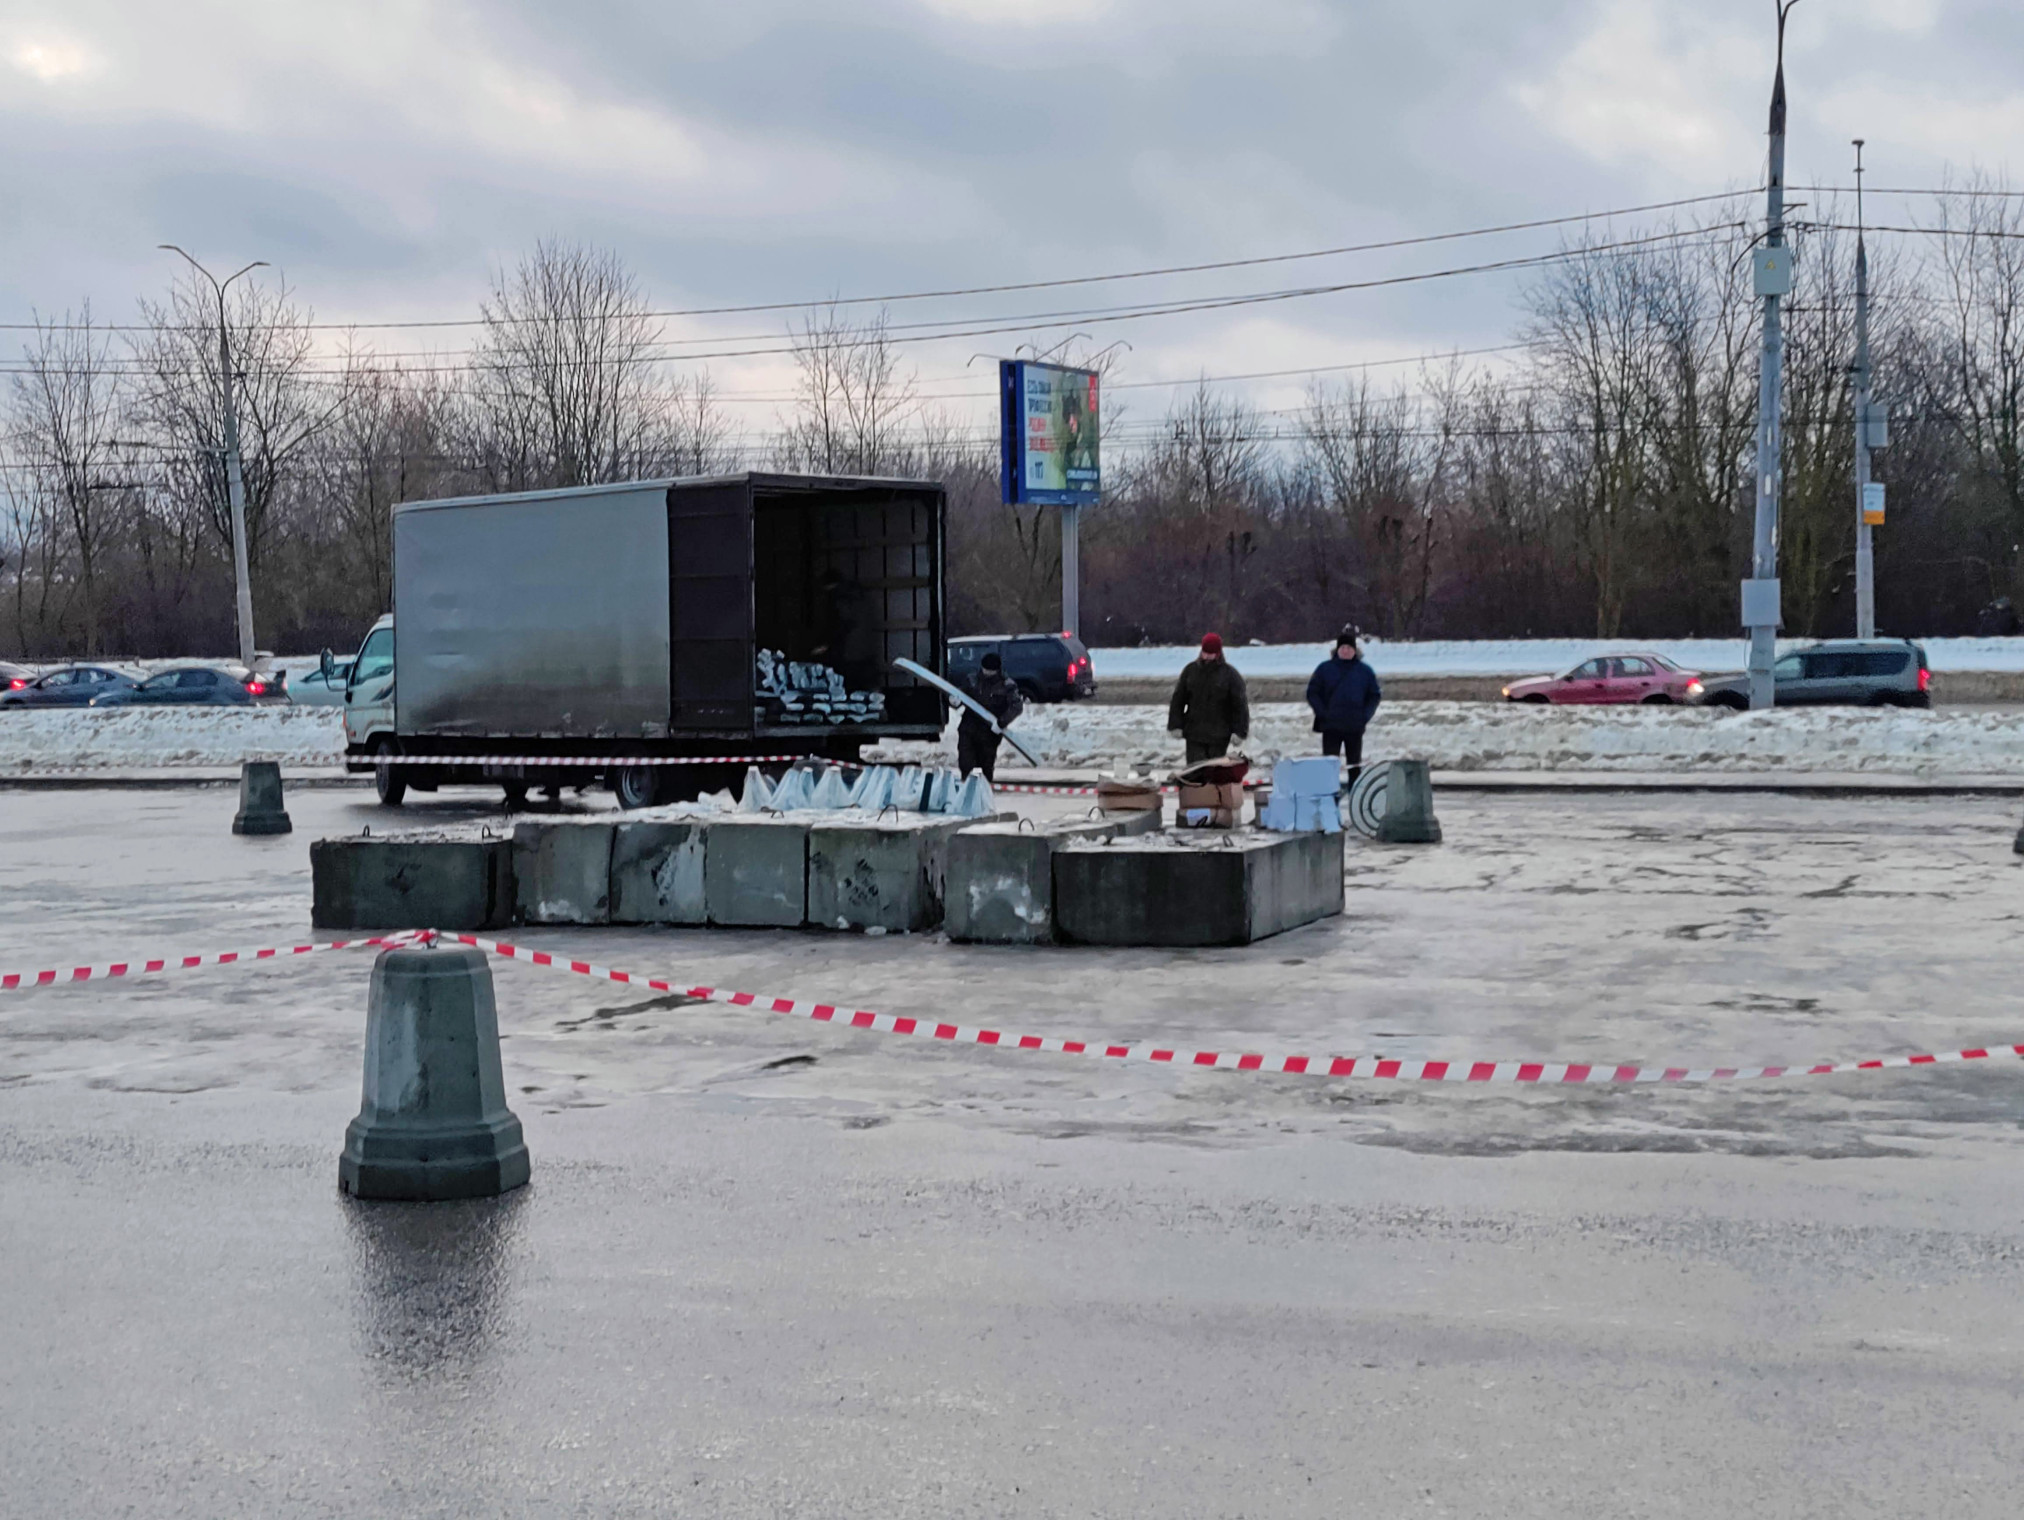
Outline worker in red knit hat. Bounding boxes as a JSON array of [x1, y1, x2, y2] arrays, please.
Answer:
[[1166, 632, 1249, 764]]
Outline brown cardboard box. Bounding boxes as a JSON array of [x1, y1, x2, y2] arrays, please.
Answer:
[[1097, 778, 1162, 813], [1176, 781, 1244, 814]]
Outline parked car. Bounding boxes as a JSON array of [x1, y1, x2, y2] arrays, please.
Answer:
[[290, 650, 355, 707], [1, 661, 34, 693], [0, 664, 140, 708], [947, 633, 1095, 703], [1691, 639, 1930, 709], [1502, 653, 1704, 705], [89, 664, 290, 707]]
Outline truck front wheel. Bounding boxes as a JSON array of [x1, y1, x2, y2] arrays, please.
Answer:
[[372, 738, 407, 807]]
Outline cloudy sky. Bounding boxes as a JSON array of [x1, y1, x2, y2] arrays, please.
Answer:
[[2, 0, 2019, 438]]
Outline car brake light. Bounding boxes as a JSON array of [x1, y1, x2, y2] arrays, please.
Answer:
[[245, 681, 266, 695], [5, 678, 24, 690], [1918, 667, 1931, 693]]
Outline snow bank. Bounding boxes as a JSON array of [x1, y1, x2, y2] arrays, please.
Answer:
[[1092, 636, 2024, 681], [0, 706, 346, 771], [872, 701, 2024, 777], [8, 699, 2024, 778]]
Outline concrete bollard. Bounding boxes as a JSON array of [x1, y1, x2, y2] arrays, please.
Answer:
[[339, 944, 529, 1202], [231, 760, 292, 836], [2014, 819, 2024, 856], [1374, 758, 1442, 844]]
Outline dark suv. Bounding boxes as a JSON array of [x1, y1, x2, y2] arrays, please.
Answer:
[[1692, 639, 1930, 708], [948, 633, 1095, 703]]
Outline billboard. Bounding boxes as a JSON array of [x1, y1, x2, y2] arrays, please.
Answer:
[[999, 360, 1100, 506]]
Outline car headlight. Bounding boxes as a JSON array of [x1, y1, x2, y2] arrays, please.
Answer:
[[1500, 686, 1511, 698]]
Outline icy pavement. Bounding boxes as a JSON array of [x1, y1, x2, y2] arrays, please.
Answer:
[[6, 786, 2024, 1515]]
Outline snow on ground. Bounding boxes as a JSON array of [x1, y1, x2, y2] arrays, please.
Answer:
[[0, 706, 346, 771], [1092, 636, 2024, 680], [9, 699, 2024, 777], [887, 701, 2024, 776]]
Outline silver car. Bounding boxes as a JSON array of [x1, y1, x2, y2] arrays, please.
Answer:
[[1692, 639, 1930, 708]]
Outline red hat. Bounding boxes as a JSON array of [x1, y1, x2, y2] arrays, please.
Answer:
[[1200, 632, 1223, 654]]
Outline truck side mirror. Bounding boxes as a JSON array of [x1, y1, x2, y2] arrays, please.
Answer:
[[319, 648, 335, 682]]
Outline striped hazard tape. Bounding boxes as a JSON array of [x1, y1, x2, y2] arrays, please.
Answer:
[[368, 752, 811, 767], [445, 932, 2024, 1084], [0, 931, 426, 992]]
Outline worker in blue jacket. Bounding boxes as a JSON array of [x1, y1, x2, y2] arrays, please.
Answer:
[[1305, 625, 1381, 772]]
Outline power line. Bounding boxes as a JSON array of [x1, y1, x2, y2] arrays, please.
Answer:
[[0, 189, 1765, 336], [0, 225, 1745, 379]]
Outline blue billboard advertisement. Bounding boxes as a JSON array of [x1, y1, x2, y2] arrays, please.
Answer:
[[999, 360, 1100, 506]]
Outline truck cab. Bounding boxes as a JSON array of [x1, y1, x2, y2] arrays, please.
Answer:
[[342, 615, 398, 796]]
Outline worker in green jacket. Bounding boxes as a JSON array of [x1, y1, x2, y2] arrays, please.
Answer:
[[1167, 632, 1250, 763]]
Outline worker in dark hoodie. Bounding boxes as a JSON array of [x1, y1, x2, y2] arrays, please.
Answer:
[[1167, 632, 1250, 764], [956, 650, 1024, 782], [1305, 624, 1382, 773]]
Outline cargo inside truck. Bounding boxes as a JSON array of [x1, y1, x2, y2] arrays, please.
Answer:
[[670, 473, 945, 740]]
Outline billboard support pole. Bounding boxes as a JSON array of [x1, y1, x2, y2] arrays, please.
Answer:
[[1061, 504, 1080, 637]]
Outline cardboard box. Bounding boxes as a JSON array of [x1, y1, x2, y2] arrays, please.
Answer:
[[1177, 781, 1244, 814], [1097, 779, 1162, 814]]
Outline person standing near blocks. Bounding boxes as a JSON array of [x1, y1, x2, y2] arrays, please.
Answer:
[[1305, 624, 1382, 775], [957, 650, 1024, 782], [1167, 632, 1250, 764]]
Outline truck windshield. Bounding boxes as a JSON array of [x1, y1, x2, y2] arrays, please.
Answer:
[[352, 628, 393, 686]]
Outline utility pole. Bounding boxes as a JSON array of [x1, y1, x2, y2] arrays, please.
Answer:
[[160, 245, 267, 669], [1744, 2, 1798, 710], [1851, 139, 1882, 639], [1060, 503, 1080, 637]]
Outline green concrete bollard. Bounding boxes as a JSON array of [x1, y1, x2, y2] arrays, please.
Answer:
[[231, 760, 292, 836], [1374, 758, 1442, 844], [339, 944, 529, 1202]]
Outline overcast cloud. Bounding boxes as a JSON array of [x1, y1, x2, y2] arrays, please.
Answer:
[[2, 0, 2020, 426]]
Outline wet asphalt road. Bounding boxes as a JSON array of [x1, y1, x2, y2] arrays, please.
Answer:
[[4, 784, 2024, 1516]]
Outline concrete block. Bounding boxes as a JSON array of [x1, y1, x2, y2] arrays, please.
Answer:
[[807, 815, 980, 932], [311, 835, 514, 932], [1053, 830, 1344, 947], [231, 759, 292, 836], [705, 817, 808, 927], [338, 944, 529, 1201], [945, 807, 1162, 945], [610, 820, 707, 924], [512, 821, 615, 924]]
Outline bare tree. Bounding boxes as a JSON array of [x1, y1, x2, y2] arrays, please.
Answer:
[[129, 270, 342, 580], [8, 305, 133, 653], [779, 304, 919, 475], [466, 241, 674, 489]]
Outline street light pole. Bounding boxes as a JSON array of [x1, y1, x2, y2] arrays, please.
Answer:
[[1851, 139, 1879, 640], [1744, 2, 1798, 711], [159, 245, 267, 669]]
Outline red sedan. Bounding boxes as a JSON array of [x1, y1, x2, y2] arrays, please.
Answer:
[[1502, 653, 1706, 705]]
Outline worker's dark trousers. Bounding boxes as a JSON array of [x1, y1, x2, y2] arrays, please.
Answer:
[[1185, 735, 1235, 764], [1321, 728, 1365, 786], [957, 729, 1002, 781]]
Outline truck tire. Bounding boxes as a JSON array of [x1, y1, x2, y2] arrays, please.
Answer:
[[613, 764, 660, 810], [372, 737, 407, 807]]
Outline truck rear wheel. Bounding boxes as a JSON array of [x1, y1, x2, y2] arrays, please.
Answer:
[[613, 764, 661, 810], [372, 738, 407, 807]]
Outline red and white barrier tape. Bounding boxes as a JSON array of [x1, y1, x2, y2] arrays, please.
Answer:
[[0, 930, 426, 992], [366, 752, 812, 768], [446, 932, 2024, 1084]]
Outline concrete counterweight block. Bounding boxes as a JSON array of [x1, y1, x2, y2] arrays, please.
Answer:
[[1054, 831, 1345, 947], [1374, 759, 1442, 844], [705, 817, 809, 927], [231, 760, 292, 836], [945, 808, 1163, 945], [610, 820, 707, 924], [512, 821, 615, 924], [807, 816, 982, 932], [310, 836, 515, 932], [339, 944, 529, 1201]]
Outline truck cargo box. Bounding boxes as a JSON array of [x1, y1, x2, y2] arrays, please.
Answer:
[[391, 473, 945, 751]]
